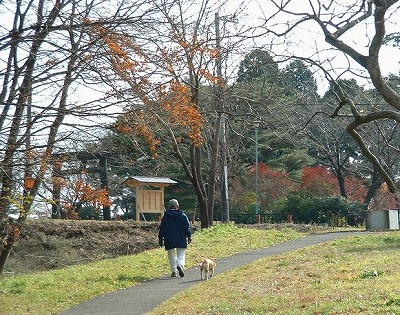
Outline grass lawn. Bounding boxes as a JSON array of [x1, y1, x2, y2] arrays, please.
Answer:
[[0, 224, 305, 315], [149, 230, 400, 315]]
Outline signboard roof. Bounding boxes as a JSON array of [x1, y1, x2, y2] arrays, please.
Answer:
[[124, 176, 177, 187]]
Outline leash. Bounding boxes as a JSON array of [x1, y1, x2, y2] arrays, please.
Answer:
[[190, 244, 205, 260]]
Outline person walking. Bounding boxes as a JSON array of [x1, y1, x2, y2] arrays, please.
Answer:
[[158, 199, 192, 277]]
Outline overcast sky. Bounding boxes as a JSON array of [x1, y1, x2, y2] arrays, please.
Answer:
[[240, 0, 400, 92], [1, 0, 398, 95]]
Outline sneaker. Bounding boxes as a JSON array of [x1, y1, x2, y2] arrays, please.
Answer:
[[171, 272, 177, 277], [177, 265, 185, 277]]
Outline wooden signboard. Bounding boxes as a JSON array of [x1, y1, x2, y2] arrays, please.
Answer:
[[124, 176, 177, 222]]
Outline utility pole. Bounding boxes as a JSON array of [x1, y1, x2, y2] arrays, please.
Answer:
[[214, 12, 229, 223], [254, 122, 262, 224], [215, 12, 237, 223], [255, 124, 259, 216]]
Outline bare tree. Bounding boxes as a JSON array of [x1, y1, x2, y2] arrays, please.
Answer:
[[0, 0, 149, 275], [262, 0, 400, 206]]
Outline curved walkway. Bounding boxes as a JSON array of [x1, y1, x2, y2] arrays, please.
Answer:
[[59, 231, 372, 315]]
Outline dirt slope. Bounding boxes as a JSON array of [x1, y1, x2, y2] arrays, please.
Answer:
[[5, 220, 160, 275]]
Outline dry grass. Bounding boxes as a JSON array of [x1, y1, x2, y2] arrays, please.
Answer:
[[5, 220, 160, 274], [149, 231, 400, 315]]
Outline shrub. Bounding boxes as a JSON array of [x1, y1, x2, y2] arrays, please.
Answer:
[[269, 193, 365, 226]]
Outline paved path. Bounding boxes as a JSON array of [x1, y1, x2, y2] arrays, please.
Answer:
[[59, 231, 371, 315]]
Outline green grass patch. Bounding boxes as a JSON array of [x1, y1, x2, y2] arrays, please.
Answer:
[[0, 224, 304, 315], [149, 231, 400, 315]]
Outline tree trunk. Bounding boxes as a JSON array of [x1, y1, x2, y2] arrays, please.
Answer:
[[0, 230, 15, 275], [363, 168, 384, 208], [336, 167, 347, 199]]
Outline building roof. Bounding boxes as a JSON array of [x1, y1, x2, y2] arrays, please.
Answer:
[[124, 176, 177, 187]]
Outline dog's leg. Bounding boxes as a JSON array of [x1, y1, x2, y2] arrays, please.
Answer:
[[201, 268, 205, 280]]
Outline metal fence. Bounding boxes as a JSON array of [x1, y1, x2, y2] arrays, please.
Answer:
[[215, 213, 288, 224]]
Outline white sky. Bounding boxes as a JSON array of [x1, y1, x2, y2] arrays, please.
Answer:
[[1, 0, 399, 97], [236, 0, 400, 93]]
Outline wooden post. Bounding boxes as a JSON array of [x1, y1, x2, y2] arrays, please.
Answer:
[[99, 157, 110, 220], [51, 160, 63, 219]]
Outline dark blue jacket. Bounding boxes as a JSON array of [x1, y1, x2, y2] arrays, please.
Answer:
[[158, 209, 191, 250]]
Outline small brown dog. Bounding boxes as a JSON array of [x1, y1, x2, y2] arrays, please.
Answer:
[[200, 258, 216, 280]]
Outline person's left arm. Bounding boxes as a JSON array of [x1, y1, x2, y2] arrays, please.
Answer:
[[158, 217, 165, 246], [182, 214, 192, 243]]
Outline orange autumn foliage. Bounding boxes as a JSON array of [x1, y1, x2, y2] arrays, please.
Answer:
[[85, 18, 146, 78], [156, 81, 203, 146], [63, 179, 112, 220], [85, 18, 219, 152], [115, 110, 161, 152], [344, 176, 368, 203], [300, 166, 337, 197], [301, 166, 371, 203], [250, 163, 295, 203]]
